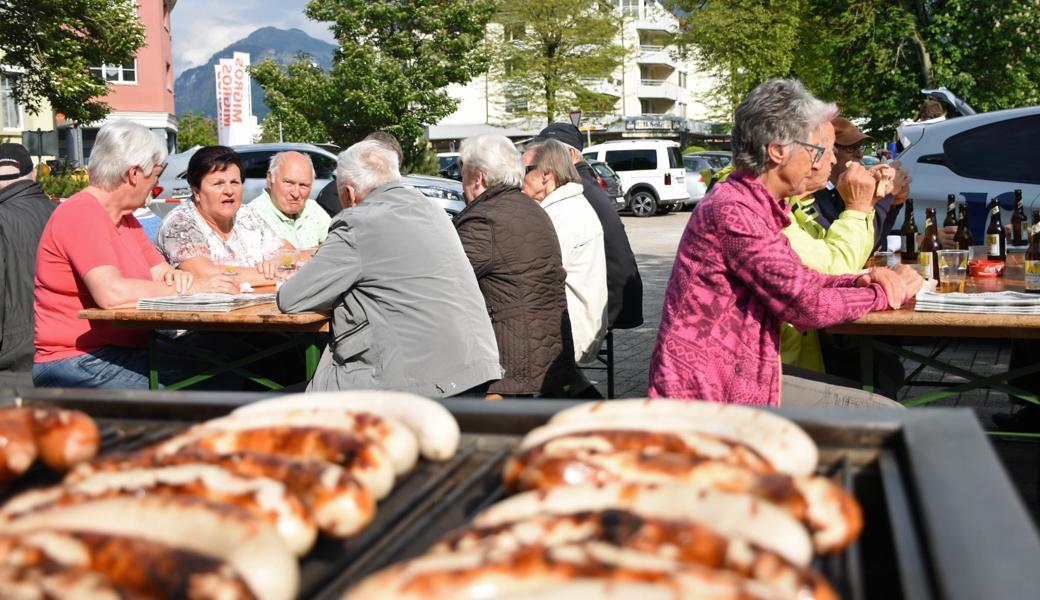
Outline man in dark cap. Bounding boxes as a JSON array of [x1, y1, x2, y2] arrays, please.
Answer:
[[811, 117, 908, 249], [531, 123, 643, 330], [0, 143, 56, 390]]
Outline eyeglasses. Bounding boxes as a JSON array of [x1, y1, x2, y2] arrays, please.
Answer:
[[834, 142, 866, 153], [791, 140, 826, 165], [525, 164, 538, 175]]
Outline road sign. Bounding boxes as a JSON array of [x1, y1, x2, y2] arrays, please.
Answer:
[[569, 110, 582, 128]]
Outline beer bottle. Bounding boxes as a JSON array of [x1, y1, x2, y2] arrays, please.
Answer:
[[1011, 189, 1027, 246], [919, 208, 941, 280], [900, 198, 918, 264], [953, 202, 973, 251], [943, 194, 957, 228], [986, 197, 1006, 261], [1026, 210, 1040, 293]]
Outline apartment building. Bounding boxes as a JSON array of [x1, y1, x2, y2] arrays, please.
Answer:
[[0, 67, 57, 166], [429, 0, 718, 149], [63, 0, 178, 164]]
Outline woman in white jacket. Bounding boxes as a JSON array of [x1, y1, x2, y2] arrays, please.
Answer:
[[521, 139, 608, 364]]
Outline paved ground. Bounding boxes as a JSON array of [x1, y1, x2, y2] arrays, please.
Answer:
[[587, 210, 1038, 520]]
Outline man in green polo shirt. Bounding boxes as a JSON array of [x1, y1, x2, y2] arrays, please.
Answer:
[[246, 151, 332, 249]]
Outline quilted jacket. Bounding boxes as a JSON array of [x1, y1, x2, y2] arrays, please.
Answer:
[[454, 185, 577, 395]]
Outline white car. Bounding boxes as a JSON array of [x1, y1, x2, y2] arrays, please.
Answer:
[[897, 106, 1040, 236], [582, 139, 688, 217]]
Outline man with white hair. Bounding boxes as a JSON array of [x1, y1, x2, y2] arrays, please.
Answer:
[[0, 143, 56, 389], [277, 140, 503, 396], [245, 151, 331, 249], [454, 134, 579, 397]]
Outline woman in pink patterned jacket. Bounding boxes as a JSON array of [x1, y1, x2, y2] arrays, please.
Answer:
[[649, 79, 921, 406]]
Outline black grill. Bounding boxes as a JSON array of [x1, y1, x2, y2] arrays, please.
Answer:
[[3, 389, 1039, 600]]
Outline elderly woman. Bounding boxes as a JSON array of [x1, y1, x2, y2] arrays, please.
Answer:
[[648, 79, 921, 406], [455, 134, 579, 397], [33, 121, 238, 388], [156, 146, 286, 287]]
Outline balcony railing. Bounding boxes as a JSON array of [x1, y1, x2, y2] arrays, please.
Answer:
[[638, 79, 682, 101], [637, 45, 676, 67]]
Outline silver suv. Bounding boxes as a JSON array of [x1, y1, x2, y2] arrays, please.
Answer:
[[582, 139, 688, 217], [150, 143, 464, 218]]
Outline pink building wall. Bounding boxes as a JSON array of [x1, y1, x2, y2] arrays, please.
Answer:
[[99, 0, 176, 115]]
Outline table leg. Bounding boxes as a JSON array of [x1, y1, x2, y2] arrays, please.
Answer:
[[859, 335, 875, 393], [305, 343, 320, 380], [148, 331, 160, 390]]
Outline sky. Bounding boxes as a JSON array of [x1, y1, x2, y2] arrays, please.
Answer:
[[170, 0, 335, 76]]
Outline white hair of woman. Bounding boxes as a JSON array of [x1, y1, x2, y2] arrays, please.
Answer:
[[87, 120, 168, 190], [730, 78, 837, 176], [459, 134, 524, 189], [335, 140, 402, 199]]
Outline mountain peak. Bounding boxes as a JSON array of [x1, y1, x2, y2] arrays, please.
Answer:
[[174, 27, 336, 119]]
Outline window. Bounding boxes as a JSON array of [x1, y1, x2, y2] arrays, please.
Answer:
[[503, 22, 525, 42], [604, 149, 657, 171], [942, 115, 1040, 185], [90, 61, 137, 84], [667, 147, 682, 169], [678, 72, 687, 89], [308, 153, 337, 180], [621, 0, 640, 16], [1, 76, 23, 130], [240, 151, 276, 179]]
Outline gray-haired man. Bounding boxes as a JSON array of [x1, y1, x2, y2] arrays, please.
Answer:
[[277, 140, 503, 396]]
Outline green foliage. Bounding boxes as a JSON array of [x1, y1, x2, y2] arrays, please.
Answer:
[[39, 174, 88, 199], [0, 0, 145, 123], [176, 112, 218, 152], [492, 0, 626, 124], [251, 0, 495, 167], [683, 144, 706, 154], [665, 0, 1040, 138]]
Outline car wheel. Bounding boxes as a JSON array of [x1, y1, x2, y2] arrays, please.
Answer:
[[630, 191, 658, 217]]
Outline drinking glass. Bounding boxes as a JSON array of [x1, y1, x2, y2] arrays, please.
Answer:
[[938, 249, 968, 293]]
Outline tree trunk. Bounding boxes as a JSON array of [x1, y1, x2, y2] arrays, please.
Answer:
[[545, 82, 556, 124], [906, 28, 934, 89]]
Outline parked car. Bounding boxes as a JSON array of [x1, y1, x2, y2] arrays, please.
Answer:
[[588, 160, 626, 210], [686, 150, 732, 170], [582, 139, 688, 217], [896, 105, 1040, 238], [437, 152, 461, 181], [681, 155, 713, 208], [151, 143, 465, 219]]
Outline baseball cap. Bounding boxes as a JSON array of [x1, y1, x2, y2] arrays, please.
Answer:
[[532, 123, 583, 151], [0, 143, 34, 181], [831, 117, 873, 147]]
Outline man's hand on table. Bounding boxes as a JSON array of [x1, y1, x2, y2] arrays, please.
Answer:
[[856, 264, 923, 309], [163, 269, 194, 295]]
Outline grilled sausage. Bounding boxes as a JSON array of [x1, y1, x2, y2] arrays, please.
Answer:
[[0, 563, 127, 600], [543, 399, 818, 476], [509, 450, 862, 553], [234, 391, 461, 461], [159, 409, 417, 476], [3, 464, 317, 556], [74, 450, 377, 537], [23, 408, 100, 471], [432, 510, 836, 600], [0, 412, 37, 484], [0, 530, 256, 599], [344, 542, 789, 600], [474, 483, 813, 568], [155, 426, 396, 499], [0, 495, 298, 600]]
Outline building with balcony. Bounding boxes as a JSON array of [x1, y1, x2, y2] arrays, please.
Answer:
[[0, 65, 58, 166], [63, 0, 178, 164], [430, 0, 719, 149]]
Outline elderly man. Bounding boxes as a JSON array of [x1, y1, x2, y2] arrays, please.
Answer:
[[522, 139, 608, 366], [530, 123, 643, 330], [454, 134, 579, 397], [277, 140, 502, 397], [245, 151, 331, 249], [811, 117, 909, 249], [0, 143, 56, 390]]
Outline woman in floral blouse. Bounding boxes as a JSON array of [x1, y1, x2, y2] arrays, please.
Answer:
[[155, 146, 287, 287]]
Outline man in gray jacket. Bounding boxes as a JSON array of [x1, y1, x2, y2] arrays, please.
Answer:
[[277, 140, 503, 397]]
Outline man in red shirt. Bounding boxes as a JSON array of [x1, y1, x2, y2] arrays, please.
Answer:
[[33, 121, 237, 388]]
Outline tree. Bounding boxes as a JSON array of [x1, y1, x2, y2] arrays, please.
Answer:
[[0, 0, 145, 123], [176, 112, 218, 152], [251, 0, 495, 170], [665, 0, 1040, 137], [491, 0, 627, 125]]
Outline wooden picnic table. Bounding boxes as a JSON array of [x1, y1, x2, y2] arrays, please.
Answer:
[[824, 262, 1040, 407], [78, 302, 330, 390]]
